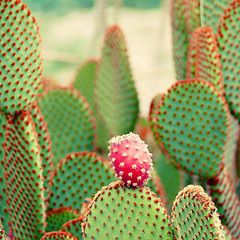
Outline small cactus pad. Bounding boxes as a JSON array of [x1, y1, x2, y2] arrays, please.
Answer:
[[41, 231, 78, 240], [149, 80, 229, 178], [0, 0, 43, 114], [82, 181, 173, 239], [170, 0, 200, 80], [30, 103, 53, 197], [187, 27, 224, 92], [4, 111, 45, 239], [73, 59, 99, 108], [171, 185, 225, 239], [109, 133, 153, 188], [62, 216, 84, 240], [46, 207, 79, 232], [217, 0, 240, 121], [207, 168, 240, 238], [48, 152, 115, 211], [95, 25, 139, 135], [38, 89, 95, 165], [0, 221, 6, 240]]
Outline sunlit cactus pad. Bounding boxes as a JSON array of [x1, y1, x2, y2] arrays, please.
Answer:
[[187, 26, 224, 92], [38, 88, 95, 165], [217, 0, 240, 121], [41, 231, 78, 240], [48, 152, 115, 211], [95, 25, 139, 135], [4, 111, 45, 239], [0, 0, 43, 114], [62, 216, 84, 240], [149, 80, 229, 178], [171, 185, 225, 239], [46, 207, 79, 232], [82, 181, 173, 239]]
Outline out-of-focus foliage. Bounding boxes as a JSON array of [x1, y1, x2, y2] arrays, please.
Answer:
[[124, 0, 161, 9]]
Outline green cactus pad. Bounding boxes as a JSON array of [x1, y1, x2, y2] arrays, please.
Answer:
[[0, 220, 6, 240], [171, 185, 225, 239], [0, 0, 43, 114], [38, 89, 95, 166], [41, 231, 78, 240], [170, 0, 200, 80], [46, 207, 79, 232], [30, 103, 53, 197], [203, 0, 232, 32], [187, 27, 224, 92], [62, 216, 84, 240], [217, 0, 240, 121], [149, 80, 229, 178], [207, 168, 240, 238], [95, 25, 139, 135], [82, 181, 173, 239], [4, 111, 45, 239], [48, 152, 115, 211], [0, 114, 9, 232]]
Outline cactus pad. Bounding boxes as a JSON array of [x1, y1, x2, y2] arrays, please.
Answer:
[[62, 216, 84, 240], [41, 232, 78, 240], [48, 152, 115, 211], [82, 181, 173, 239], [109, 133, 153, 187], [171, 185, 225, 239], [46, 207, 79, 232], [187, 27, 224, 92], [38, 89, 95, 165], [95, 25, 139, 135], [149, 80, 229, 178], [217, 0, 240, 121], [0, 221, 6, 240], [4, 111, 45, 239], [0, 0, 43, 114]]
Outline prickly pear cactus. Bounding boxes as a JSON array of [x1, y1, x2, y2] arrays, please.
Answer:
[[41, 231, 78, 240], [0, 0, 43, 114], [82, 181, 173, 239], [95, 25, 139, 135], [48, 152, 115, 211], [62, 217, 84, 240], [0, 220, 6, 240], [4, 111, 45, 239], [149, 79, 229, 178], [38, 89, 95, 165], [171, 185, 225, 239], [46, 207, 79, 232], [217, 0, 240, 121]]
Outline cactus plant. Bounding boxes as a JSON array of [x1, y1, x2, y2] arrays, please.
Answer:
[[0, 221, 6, 240], [41, 231, 78, 240], [0, 0, 43, 114], [62, 217, 84, 240]]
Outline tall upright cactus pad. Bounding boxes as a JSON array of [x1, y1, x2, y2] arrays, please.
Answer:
[[48, 152, 116, 211], [203, 0, 232, 32], [187, 27, 224, 92], [171, 185, 225, 239], [4, 111, 45, 239], [0, 114, 8, 232], [0, 0, 43, 114], [82, 181, 173, 239], [30, 103, 53, 197], [217, 0, 240, 121], [46, 207, 79, 232], [207, 169, 240, 238], [62, 217, 84, 240], [41, 232, 78, 240], [38, 89, 95, 165], [149, 80, 229, 178], [95, 25, 139, 135], [170, 0, 200, 80]]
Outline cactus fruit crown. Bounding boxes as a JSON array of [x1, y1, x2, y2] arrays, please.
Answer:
[[108, 132, 153, 188]]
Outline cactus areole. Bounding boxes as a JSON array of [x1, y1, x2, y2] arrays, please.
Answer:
[[108, 133, 153, 187]]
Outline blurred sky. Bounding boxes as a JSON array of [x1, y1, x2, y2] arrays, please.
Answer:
[[25, 0, 175, 116]]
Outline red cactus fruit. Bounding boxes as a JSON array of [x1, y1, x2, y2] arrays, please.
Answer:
[[108, 133, 153, 188]]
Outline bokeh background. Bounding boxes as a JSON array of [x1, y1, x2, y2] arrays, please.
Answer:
[[25, 0, 175, 115]]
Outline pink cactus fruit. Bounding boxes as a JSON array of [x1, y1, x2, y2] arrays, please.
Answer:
[[108, 133, 153, 187]]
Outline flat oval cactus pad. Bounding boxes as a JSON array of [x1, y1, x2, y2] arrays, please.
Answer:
[[82, 181, 173, 239]]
